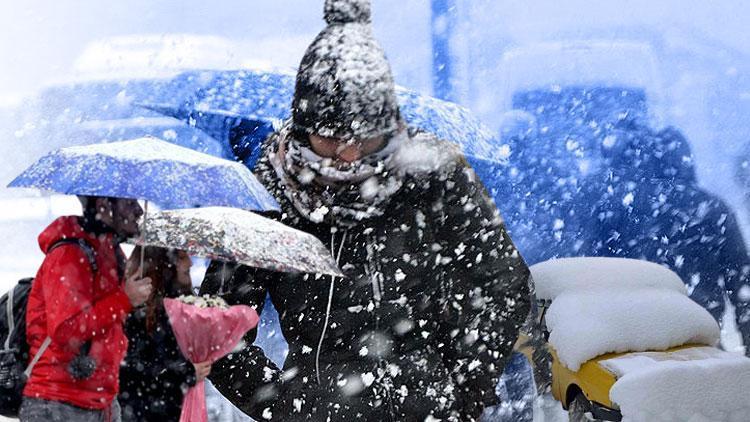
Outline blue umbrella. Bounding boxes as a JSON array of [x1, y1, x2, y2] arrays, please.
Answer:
[[8, 136, 280, 212], [138, 68, 505, 171]]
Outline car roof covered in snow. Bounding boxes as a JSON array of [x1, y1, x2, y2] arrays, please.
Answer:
[[530, 257, 687, 301]]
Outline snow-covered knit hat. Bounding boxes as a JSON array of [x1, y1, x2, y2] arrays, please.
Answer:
[[291, 0, 402, 140]]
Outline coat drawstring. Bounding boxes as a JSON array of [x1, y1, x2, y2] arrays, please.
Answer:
[[365, 234, 396, 420], [316, 230, 347, 385], [364, 233, 384, 306]]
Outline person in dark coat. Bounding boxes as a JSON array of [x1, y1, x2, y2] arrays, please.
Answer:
[[198, 1, 531, 421], [587, 123, 750, 351], [119, 246, 212, 422], [499, 97, 750, 353], [495, 86, 652, 265]]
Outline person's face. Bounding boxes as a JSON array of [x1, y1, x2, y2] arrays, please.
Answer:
[[309, 134, 386, 164], [174, 251, 193, 288], [109, 198, 144, 238]]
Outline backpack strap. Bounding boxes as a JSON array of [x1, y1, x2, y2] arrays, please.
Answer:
[[23, 337, 51, 379], [48, 238, 98, 274], [3, 287, 14, 351], [23, 238, 99, 378], [2, 279, 31, 352]]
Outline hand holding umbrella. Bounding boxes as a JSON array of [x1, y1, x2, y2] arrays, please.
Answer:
[[123, 271, 153, 307]]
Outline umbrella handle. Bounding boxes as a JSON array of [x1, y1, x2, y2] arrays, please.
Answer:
[[139, 201, 149, 279], [219, 262, 227, 294]]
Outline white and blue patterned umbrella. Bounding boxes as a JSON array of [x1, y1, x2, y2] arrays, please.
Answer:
[[8, 136, 279, 212], [132, 206, 342, 277]]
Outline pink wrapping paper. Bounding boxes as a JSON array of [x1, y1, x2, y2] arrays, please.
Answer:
[[164, 298, 259, 422]]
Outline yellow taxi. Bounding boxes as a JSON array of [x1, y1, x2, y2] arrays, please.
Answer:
[[523, 257, 742, 422]]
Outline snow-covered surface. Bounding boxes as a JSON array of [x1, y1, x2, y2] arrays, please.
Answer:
[[59, 136, 233, 165], [602, 346, 735, 377], [603, 347, 750, 422], [546, 288, 720, 371], [531, 257, 687, 300]]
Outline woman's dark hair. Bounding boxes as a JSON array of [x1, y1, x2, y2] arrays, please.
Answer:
[[128, 246, 193, 334]]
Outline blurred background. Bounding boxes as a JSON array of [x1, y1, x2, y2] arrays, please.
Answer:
[[1, 1, 749, 419]]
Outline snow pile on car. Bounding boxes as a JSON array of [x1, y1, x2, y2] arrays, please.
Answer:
[[545, 288, 719, 371], [532, 257, 750, 421], [602, 347, 750, 421], [532, 257, 721, 370], [531, 257, 686, 300]]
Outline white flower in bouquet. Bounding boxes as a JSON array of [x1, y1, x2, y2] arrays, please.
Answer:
[[176, 294, 229, 309]]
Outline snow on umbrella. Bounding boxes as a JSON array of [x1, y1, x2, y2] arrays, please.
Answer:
[[131, 206, 343, 277], [137, 68, 503, 166], [7, 136, 279, 212]]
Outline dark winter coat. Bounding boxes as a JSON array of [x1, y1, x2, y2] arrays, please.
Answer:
[[24, 216, 132, 410], [118, 307, 196, 422], [200, 132, 531, 421]]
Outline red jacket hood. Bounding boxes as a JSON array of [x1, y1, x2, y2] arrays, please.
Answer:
[[38, 216, 89, 253]]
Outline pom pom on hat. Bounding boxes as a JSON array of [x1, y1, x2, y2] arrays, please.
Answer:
[[324, 0, 372, 25]]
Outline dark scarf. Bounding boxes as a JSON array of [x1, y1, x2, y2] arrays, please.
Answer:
[[269, 122, 406, 226]]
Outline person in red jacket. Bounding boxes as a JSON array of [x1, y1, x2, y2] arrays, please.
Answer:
[[20, 196, 153, 422]]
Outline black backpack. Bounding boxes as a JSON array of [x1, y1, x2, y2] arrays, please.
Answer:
[[0, 239, 97, 417]]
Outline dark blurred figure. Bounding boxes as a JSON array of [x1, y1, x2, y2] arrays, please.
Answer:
[[589, 122, 750, 351], [493, 87, 750, 422], [498, 86, 650, 264], [499, 86, 750, 352]]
